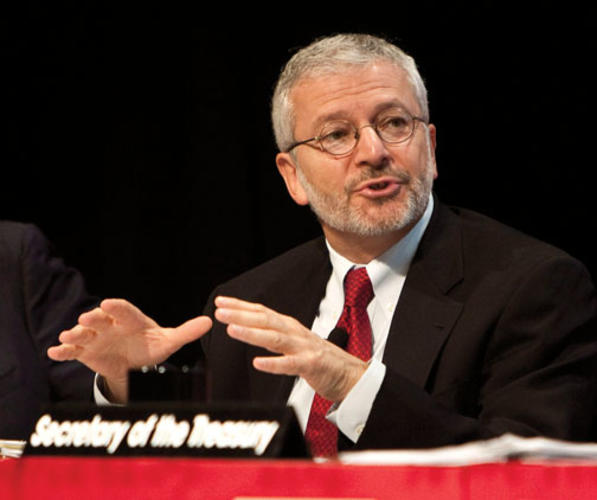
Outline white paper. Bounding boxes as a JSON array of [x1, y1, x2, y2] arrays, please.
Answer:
[[338, 433, 597, 466], [0, 439, 26, 458]]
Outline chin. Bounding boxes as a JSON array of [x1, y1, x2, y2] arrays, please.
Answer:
[[302, 168, 432, 238], [320, 199, 422, 238]]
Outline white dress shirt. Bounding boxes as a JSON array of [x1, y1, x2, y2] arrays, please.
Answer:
[[287, 195, 434, 442]]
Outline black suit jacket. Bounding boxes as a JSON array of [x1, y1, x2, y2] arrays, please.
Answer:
[[200, 200, 597, 449], [0, 222, 97, 439]]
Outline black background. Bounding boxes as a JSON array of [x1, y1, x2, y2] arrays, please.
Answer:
[[2, 3, 595, 326]]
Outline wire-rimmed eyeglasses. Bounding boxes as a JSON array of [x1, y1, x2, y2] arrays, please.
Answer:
[[285, 106, 427, 157]]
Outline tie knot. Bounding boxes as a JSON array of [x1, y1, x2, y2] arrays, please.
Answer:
[[343, 267, 374, 309]]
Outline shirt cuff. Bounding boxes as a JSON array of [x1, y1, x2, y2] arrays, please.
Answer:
[[93, 373, 123, 406], [327, 359, 386, 443]]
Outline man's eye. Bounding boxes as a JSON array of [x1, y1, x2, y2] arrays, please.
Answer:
[[383, 117, 409, 129], [322, 127, 352, 142]]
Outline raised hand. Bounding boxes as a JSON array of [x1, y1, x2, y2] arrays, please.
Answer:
[[48, 298, 212, 402], [214, 296, 367, 402]]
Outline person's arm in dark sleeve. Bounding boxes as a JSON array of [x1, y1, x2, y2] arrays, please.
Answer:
[[21, 224, 99, 401]]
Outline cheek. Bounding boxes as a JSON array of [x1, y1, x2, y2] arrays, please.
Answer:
[[298, 153, 348, 192], [402, 138, 435, 177]]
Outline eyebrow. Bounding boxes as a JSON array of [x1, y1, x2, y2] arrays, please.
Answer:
[[310, 99, 412, 131], [311, 110, 351, 132]]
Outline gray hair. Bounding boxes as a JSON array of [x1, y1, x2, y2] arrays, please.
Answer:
[[271, 33, 429, 152]]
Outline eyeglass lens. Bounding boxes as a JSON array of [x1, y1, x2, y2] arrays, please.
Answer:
[[318, 108, 415, 155]]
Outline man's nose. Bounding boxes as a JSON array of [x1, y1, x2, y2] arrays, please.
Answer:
[[352, 125, 391, 168]]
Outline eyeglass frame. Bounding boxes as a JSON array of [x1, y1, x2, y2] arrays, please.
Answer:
[[285, 107, 428, 157]]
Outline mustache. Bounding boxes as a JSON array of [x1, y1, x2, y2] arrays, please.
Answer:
[[345, 167, 411, 192]]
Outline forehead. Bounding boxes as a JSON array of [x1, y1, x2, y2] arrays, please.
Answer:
[[290, 61, 420, 133]]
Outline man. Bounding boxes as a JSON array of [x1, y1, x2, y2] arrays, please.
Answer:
[[1, 221, 96, 439], [48, 34, 597, 455]]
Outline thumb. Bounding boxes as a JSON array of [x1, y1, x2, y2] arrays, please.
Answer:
[[173, 315, 213, 345]]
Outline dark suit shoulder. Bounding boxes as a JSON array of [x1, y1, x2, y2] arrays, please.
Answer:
[[0, 220, 31, 235], [211, 237, 330, 302], [0, 220, 33, 256], [416, 201, 593, 303], [0, 221, 46, 296], [0, 221, 60, 272], [434, 205, 597, 354], [450, 205, 585, 273]]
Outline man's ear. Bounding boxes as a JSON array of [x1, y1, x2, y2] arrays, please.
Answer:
[[428, 124, 438, 180], [276, 152, 309, 206]]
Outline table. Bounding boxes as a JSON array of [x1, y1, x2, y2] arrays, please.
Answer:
[[2, 456, 597, 499]]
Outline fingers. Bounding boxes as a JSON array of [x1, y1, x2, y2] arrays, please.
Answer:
[[253, 355, 300, 375], [100, 298, 159, 329], [215, 296, 316, 355], [214, 295, 367, 401], [48, 323, 96, 362], [227, 324, 288, 353], [47, 343, 84, 361], [78, 308, 113, 331], [59, 324, 96, 345], [214, 296, 263, 312], [214, 297, 266, 327], [214, 296, 289, 333]]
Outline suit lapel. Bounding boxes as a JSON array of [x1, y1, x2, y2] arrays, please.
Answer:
[[383, 201, 464, 389], [246, 237, 332, 402]]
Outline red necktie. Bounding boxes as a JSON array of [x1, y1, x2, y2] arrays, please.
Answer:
[[304, 267, 374, 457]]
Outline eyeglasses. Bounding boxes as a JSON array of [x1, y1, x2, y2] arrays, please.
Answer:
[[286, 106, 427, 157]]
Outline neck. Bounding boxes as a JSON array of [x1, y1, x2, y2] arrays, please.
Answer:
[[322, 223, 414, 264]]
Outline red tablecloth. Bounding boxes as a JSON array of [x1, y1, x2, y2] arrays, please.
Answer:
[[2, 456, 597, 499]]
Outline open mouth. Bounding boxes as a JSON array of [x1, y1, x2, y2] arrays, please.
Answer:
[[355, 177, 403, 199], [369, 181, 391, 190]]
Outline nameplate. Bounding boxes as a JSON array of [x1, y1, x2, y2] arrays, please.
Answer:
[[24, 403, 308, 458]]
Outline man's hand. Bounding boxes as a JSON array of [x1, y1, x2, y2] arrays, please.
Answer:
[[47, 298, 212, 402], [214, 296, 367, 402]]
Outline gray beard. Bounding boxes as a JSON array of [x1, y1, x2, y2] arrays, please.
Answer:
[[297, 160, 434, 238]]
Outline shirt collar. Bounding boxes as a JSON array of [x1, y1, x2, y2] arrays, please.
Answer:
[[326, 193, 434, 307]]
